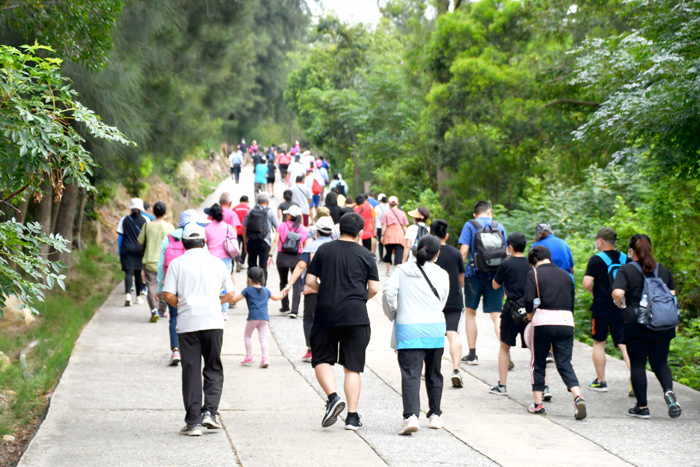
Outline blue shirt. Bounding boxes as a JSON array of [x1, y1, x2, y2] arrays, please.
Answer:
[[532, 234, 574, 275], [241, 286, 272, 321], [231, 153, 243, 165], [254, 164, 268, 184], [368, 197, 379, 208], [458, 217, 507, 277]]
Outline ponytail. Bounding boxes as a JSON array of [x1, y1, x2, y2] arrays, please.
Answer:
[[416, 235, 440, 267], [630, 234, 656, 274], [416, 247, 430, 266]]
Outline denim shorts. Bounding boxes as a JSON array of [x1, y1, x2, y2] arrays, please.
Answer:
[[464, 274, 504, 313]]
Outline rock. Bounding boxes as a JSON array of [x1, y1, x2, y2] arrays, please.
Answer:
[[3, 434, 15, 442], [0, 352, 10, 373], [1, 295, 36, 325]]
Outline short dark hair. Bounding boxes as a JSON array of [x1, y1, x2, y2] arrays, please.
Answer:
[[340, 206, 354, 216], [528, 245, 551, 265], [333, 173, 340, 180], [283, 190, 293, 202], [240, 195, 249, 202], [507, 232, 527, 253], [355, 194, 366, 205], [153, 201, 167, 218], [296, 175, 304, 183], [339, 212, 365, 237], [318, 229, 332, 237], [183, 238, 206, 250], [379, 195, 387, 203], [473, 200, 492, 215], [430, 219, 449, 239]]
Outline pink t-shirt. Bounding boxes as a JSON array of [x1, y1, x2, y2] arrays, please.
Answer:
[[277, 221, 309, 254], [222, 208, 241, 229], [205, 220, 234, 259]]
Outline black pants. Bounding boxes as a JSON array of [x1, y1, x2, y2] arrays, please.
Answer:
[[361, 237, 372, 252], [179, 329, 224, 425], [247, 239, 270, 278], [627, 337, 674, 407], [232, 164, 241, 183], [532, 325, 579, 392], [377, 228, 384, 260], [303, 293, 317, 348], [398, 348, 444, 419], [383, 244, 404, 265], [124, 269, 143, 294], [237, 234, 247, 264], [278, 265, 302, 314]]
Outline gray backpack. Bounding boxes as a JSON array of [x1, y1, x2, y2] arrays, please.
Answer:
[[631, 262, 678, 331]]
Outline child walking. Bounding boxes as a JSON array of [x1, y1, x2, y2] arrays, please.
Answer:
[[232, 267, 287, 368]]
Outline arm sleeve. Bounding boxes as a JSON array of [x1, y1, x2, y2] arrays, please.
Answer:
[[269, 209, 279, 229], [611, 266, 629, 292], [162, 260, 178, 295], [524, 270, 537, 314], [584, 256, 597, 277], [307, 250, 322, 277], [137, 225, 146, 245], [458, 253, 466, 274], [381, 270, 400, 321], [116, 217, 124, 235], [493, 263, 506, 286], [458, 222, 472, 246]]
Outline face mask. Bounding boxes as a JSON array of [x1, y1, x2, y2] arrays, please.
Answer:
[[594, 240, 601, 252]]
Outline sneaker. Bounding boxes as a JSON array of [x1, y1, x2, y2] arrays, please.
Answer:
[[451, 370, 463, 388], [202, 411, 221, 429], [322, 395, 346, 428], [149, 309, 159, 323], [627, 405, 650, 419], [236, 262, 241, 273], [290, 313, 298, 319], [124, 293, 132, 307], [180, 424, 203, 436], [508, 360, 515, 371], [546, 352, 554, 364], [222, 311, 228, 321], [664, 391, 682, 419], [428, 414, 444, 429], [141, 288, 148, 296], [345, 413, 362, 431], [169, 350, 181, 366], [588, 378, 608, 392], [135, 296, 144, 305], [302, 350, 313, 363], [543, 386, 552, 402], [398, 415, 419, 435], [461, 354, 478, 365], [279, 307, 290, 313], [528, 403, 545, 415], [159, 309, 168, 319], [241, 355, 254, 365], [489, 383, 507, 395], [260, 357, 269, 368], [574, 396, 587, 420]]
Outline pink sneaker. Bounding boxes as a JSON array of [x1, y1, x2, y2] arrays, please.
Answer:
[[302, 350, 312, 363], [240, 355, 254, 365], [260, 357, 269, 368]]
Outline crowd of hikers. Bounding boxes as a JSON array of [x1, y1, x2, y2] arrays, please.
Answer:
[[115, 138, 682, 437]]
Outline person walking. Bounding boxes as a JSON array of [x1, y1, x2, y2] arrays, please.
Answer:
[[431, 219, 466, 388], [232, 196, 251, 272], [137, 201, 174, 322], [305, 213, 380, 431], [403, 207, 430, 264], [374, 195, 389, 261], [117, 198, 150, 307], [381, 196, 408, 275], [287, 155, 305, 188], [269, 205, 309, 317], [218, 192, 242, 230], [204, 204, 238, 320], [458, 200, 508, 365], [328, 173, 348, 197], [291, 175, 312, 227], [532, 223, 575, 277], [254, 157, 268, 196], [524, 245, 587, 420], [266, 158, 277, 197], [229, 148, 244, 183], [353, 194, 376, 253], [612, 234, 681, 419], [242, 193, 279, 279], [583, 227, 632, 393], [325, 191, 342, 224], [278, 150, 291, 183], [162, 223, 235, 436], [383, 235, 449, 435]]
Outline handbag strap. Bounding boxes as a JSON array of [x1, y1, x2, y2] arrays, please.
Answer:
[[534, 268, 541, 299], [417, 264, 440, 299]]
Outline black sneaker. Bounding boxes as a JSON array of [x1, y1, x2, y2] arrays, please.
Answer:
[[543, 386, 553, 402], [345, 413, 362, 431], [202, 411, 221, 429], [322, 395, 346, 428], [628, 405, 650, 419], [179, 424, 203, 436], [664, 391, 682, 419], [461, 354, 478, 365], [546, 352, 554, 364], [574, 396, 587, 420], [489, 383, 507, 395]]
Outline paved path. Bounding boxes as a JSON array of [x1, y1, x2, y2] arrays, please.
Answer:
[[19, 166, 700, 466]]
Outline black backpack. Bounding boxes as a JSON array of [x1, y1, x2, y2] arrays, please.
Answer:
[[469, 219, 507, 273], [335, 182, 346, 196], [410, 224, 430, 255], [281, 227, 301, 254], [247, 207, 269, 241]]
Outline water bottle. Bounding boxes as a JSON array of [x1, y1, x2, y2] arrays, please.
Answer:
[[639, 294, 648, 309], [619, 297, 626, 309]]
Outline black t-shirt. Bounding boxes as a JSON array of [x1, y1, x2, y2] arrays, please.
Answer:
[[252, 153, 262, 167], [307, 240, 380, 327], [494, 256, 530, 304], [584, 251, 628, 312], [612, 262, 674, 323], [524, 263, 575, 314], [435, 244, 466, 312]]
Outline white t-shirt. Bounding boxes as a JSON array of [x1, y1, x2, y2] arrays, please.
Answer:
[[291, 183, 312, 215], [288, 162, 305, 184], [405, 223, 429, 258], [303, 154, 315, 169], [162, 248, 234, 333]]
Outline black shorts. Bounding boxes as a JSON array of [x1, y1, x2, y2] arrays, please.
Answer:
[[362, 238, 372, 251], [443, 308, 462, 332], [592, 308, 624, 346], [500, 306, 527, 348], [310, 325, 371, 373]]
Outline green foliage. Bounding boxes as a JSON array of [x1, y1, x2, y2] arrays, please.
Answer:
[[669, 320, 700, 389]]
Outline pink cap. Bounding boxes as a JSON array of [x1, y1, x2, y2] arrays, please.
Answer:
[[388, 196, 399, 205]]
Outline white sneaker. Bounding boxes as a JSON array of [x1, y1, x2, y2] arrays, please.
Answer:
[[124, 293, 132, 307], [428, 414, 444, 429], [398, 415, 420, 435], [135, 296, 144, 305]]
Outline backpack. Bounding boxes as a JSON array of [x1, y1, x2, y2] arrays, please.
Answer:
[[335, 182, 346, 196], [410, 224, 430, 255], [312, 177, 323, 195], [281, 226, 302, 254], [468, 219, 507, 273], [163, 233, 185, 279], [631, 262, 679, 331], [223, 225, 240, 259], [596, 251, 627, 287], [246, 207, 270, 241]]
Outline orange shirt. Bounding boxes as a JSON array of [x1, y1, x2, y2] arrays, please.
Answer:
[[354, 203, 376, 240]]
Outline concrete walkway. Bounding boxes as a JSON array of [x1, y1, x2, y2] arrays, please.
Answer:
[[19, 165, 700, 467]]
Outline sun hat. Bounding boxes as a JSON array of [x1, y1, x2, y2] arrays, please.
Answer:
[[314, 206, 331, 222], [177, 209, 210, 228], [316, 216, 334, 233], [408, 207, 430, 220], [283, 205, 303, 218], [128, 198, 145, 211]]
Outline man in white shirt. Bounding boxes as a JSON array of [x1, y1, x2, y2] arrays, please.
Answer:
[[287, 155, 305, 188], [163, 223, 235, 437], [291, 175, 313, 227]]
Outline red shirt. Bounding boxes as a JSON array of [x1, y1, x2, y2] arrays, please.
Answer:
[[232, 203, 251, 236], [354, 203, 376, 240]]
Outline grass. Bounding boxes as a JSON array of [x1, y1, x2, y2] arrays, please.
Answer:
[[0, 244, 120, 437]]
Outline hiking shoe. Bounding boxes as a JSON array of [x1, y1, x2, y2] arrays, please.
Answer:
[[168, 350, 181, 366], [202, 411, 221, 429], [451, 370, 463, 388], [398, 415, 419, 435], [302, 350, 313, 363], [546, 352, 554, 364], [135, 296, 144, 305], [149, 310, 159, 323], [222, 311, 228, 321], [180, 424, 203, 436], [290, 313, 298, 319], [461, 354, 478, 365], [627, 405, 650, 419], [588, 378, 608, 392], [543, 386, 552, 402], [574, 396, 587, 420], [528, 403, 545, 415], [241, 355, 254, 365], [345, 413, 362, 431], [428, 414, 444, 429], [260, 357, 269, 368], [665, 391, 682, 418], [489, 383, 507, 396], [322, 395, 346, 428], [124, 293, 132, 307]]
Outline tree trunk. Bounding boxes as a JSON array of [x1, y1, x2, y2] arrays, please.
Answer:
[[52, 184, 79, 268], [454, 0, 463, 10], [74, 187, 87, 250], [350, 130, 359, 192], [437, 166, 452, 199], [437, 0, 450, 15], [35, 182, 53, 257]]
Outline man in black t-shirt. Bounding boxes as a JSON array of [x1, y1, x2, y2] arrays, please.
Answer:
[[431, 220, 466, 388], [490, 232, 531, 396], [306, 212, 380, 431], [582, 227, 631, 393]]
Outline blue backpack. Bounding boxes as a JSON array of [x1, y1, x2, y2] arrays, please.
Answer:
[[596, 251, 627, 287], [630, 262, 679, 331]]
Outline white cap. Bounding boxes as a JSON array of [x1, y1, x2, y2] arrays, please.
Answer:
[[283, 205, 303, 218], [315, 216, 334, 233], [128, 198, 145, 211], [388, 196, 399, 205], [182, 222, 206, 240], [378, 193, 386, 201]]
